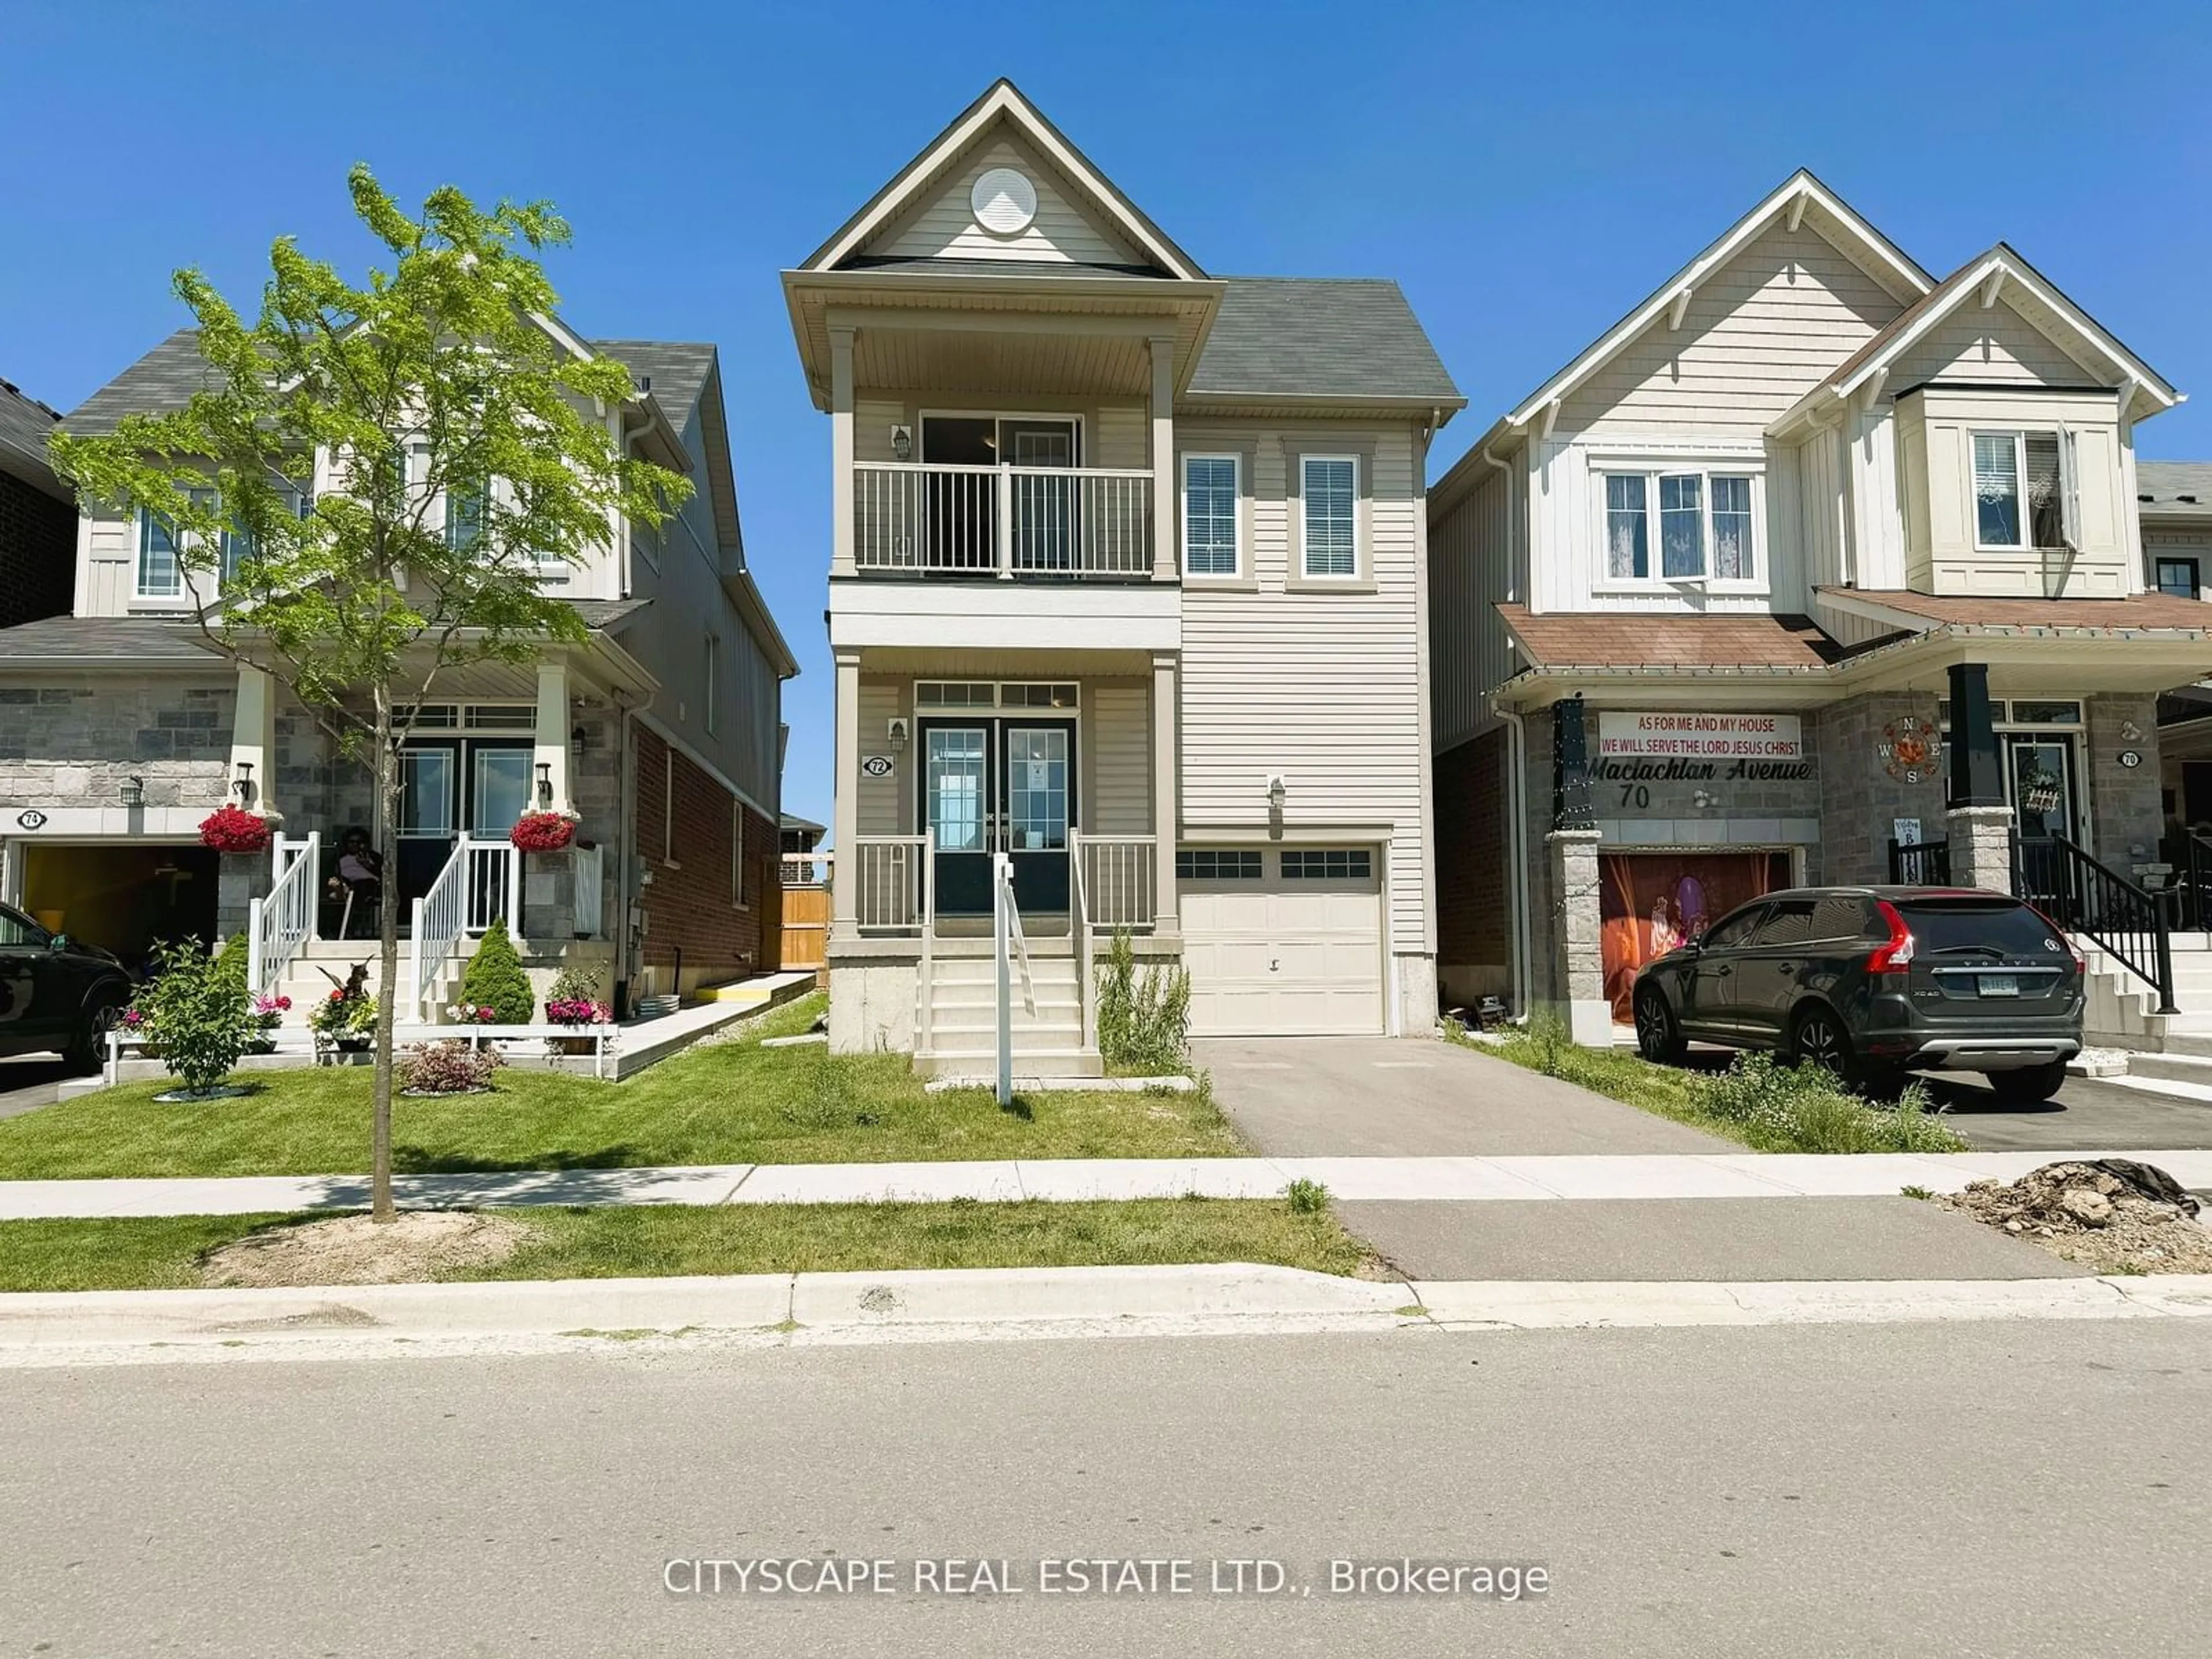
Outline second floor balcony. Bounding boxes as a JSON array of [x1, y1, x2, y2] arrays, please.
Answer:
[[853, 460, 1155, 580]]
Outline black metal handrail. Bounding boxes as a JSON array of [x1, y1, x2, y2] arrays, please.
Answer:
[[2014, 834, 2175, 1013], [1887, 838, 1951, 885]]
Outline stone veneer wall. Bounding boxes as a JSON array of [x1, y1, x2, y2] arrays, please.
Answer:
[[1806, 691, 1948, 887], [2085, 694, 2162, 875], [0, 681, 236, 809]]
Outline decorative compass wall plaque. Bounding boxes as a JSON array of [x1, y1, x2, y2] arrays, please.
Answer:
[[1880, 714, 1938, 784]]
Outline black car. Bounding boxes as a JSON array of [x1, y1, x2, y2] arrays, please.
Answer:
[[0, 903, 134, 1074], [1631, 885, 2083, 1103]]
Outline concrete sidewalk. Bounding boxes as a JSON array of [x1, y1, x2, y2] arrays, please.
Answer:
[[3, 1149, 2211, 1219]]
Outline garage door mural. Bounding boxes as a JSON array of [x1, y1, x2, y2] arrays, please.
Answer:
[[1599, 851, 1790, 1021]]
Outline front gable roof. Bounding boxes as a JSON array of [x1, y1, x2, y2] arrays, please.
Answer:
[[1771, 244, 2183, 433], [1501, 169, 1933, 433], [799, 79, 1207, 281]]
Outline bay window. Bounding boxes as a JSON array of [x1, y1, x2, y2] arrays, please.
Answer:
[[1600, 467, 1758, 584]]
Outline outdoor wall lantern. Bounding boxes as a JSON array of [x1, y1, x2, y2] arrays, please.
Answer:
[[233, 761, 256, 808], [119, 775, 144, 807], [1267, 775, 1288, 814], [535, 762, 554, 808], [891, 425, 914, 462], [570, 724, 589, 756], [887, 717, 910, 753]]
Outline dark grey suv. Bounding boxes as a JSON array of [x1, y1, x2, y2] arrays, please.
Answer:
[[1631, 886, 2083, 1103]]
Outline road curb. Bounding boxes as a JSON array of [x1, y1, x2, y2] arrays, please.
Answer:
[[1, 1267, 2208, 1366]]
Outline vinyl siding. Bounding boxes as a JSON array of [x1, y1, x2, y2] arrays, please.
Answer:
[[873, 137, 1139, 267], [1890, 295, 2099, 388], [1087, 683, 1150, 833], [1180, 423, 1429, 953], [1428, 455, 1520, 748], [857, 678, 904, 835], [1556, 221, 1907, 438]]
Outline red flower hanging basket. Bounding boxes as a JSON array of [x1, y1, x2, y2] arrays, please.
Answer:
[[199, 804, 272, 854], [510, 810, 578, 853]]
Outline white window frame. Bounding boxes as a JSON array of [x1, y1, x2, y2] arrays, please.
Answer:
[[1181, 453, 1241, 579], [1591, 460, 1766, 594], [135, 506, 184, 599], [1299, 454, 1360, 581], [1971, 428, 2079, 554]]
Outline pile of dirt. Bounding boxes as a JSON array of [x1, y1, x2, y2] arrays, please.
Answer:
[[202, 1211, 539, 1288], [1938, 1160, 2212, 1275]]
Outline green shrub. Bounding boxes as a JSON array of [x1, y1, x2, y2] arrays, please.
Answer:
[[1520, 1012, 1573, 1077], [139, 937, 257, 1094], [457, 918, 535, 1025], [1285, 1177, 1331, 1215], [1094, 930, 1192, 1075]]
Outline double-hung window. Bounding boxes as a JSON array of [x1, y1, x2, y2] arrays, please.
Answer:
[[445, 480, 486, 552], [1301, 456, 1358, 578], [1601, 468, 1758, 584], [137, 507, 183, 598], [1183, 455, 1239, 577], [1974, 429, 2077, 552]]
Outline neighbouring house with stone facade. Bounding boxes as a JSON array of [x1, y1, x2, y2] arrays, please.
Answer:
[[787, 81, 1462, 1072], [0, 375, 75, 630], [1427, 170, 2211, 1051], [0, 327, 796, 1027]]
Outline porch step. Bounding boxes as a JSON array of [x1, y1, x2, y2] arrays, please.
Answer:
[[927, 1018, 1087, 1052]]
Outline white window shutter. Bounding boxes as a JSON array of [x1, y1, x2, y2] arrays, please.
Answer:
[[2059, 427, 2082, 551]]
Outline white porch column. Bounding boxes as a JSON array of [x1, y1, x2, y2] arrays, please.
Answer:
[[830, 325, 857, 579], [1149, 333, 1176, 582], [229, 664, 278, 821], [1151, 651, 1179, 937], [831, 649, 862, 939], [533, 659, 571, 814]]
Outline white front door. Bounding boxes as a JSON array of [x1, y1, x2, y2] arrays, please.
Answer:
[[1179, 846, 1385, 1036]]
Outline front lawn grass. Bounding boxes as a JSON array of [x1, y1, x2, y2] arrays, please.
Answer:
[[0, 1198, 1369, 1292], [0, 993, 1244, 1180]]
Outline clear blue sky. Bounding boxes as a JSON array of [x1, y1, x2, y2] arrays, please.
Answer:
[[5, 1, 2207, 830]]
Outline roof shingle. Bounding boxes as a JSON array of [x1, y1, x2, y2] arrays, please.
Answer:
[[2138, 460, 2212, 521], [1190, 278, 1460, 404], [1497, 606, 1850, 671]]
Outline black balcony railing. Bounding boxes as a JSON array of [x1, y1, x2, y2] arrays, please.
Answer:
[[1886, 838, 1951, 885]]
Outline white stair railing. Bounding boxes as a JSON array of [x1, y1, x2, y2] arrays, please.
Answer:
[[464, 838, 521, 935], [410, 838, 471, 1021], [1070, 827, 1095, 1054], [992, 850, 1036, 1107], [247, 831, 320, 994]]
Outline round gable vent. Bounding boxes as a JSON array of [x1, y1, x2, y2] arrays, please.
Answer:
[[970, 167, 1038, 236]]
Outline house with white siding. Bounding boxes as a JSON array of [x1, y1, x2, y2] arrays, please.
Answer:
[[1428, 170, 2211, 1052], [786, 81, 1462, 1070]]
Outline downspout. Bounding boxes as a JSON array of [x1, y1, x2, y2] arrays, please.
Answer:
[[613, 691, 638, 1017]]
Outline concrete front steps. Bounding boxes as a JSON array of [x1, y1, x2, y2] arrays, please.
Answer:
[[2081, 935, 2212, 1077], [270, 939, 459, 1027], [915, 942, 1101, 1080]]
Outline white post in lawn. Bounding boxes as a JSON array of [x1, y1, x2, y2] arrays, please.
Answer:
[[994, 851, 1013, 1107]]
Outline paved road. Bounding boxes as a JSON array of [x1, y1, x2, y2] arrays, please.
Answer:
[[1925, 1069, 2212, 1153], [5, 1321, 2210, 1656]]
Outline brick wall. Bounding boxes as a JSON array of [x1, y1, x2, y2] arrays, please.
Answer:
[[632, 723, 778, 990], [0, 469, 74, 629], [1434, 730, 1509, 1003]]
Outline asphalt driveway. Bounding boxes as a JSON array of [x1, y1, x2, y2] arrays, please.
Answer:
[[1194, 1034, 1727, 1157], [1197, 1035, 2084, 1282]]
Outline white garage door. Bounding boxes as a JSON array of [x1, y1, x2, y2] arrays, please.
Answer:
[[1179, 847, 1384, 1036]]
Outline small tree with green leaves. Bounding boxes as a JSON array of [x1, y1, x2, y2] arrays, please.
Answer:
[[50, 168, 687, 1217], [457, 917, 536, 1024], [141, 938, 258, 1096]]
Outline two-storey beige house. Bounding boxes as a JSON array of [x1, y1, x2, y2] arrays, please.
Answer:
[[786, 82, 1462, 1070], [1429, 171, 2206, 1046]]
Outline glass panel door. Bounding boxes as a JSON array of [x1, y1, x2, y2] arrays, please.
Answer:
[[394, 746, 457, 923], [1006, 420, 1076, 573], [471, 745, 534, 838], [924, 725, 991, 916], [1003, 721, 1074, 914], [2007, 736, 2079, 844]]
